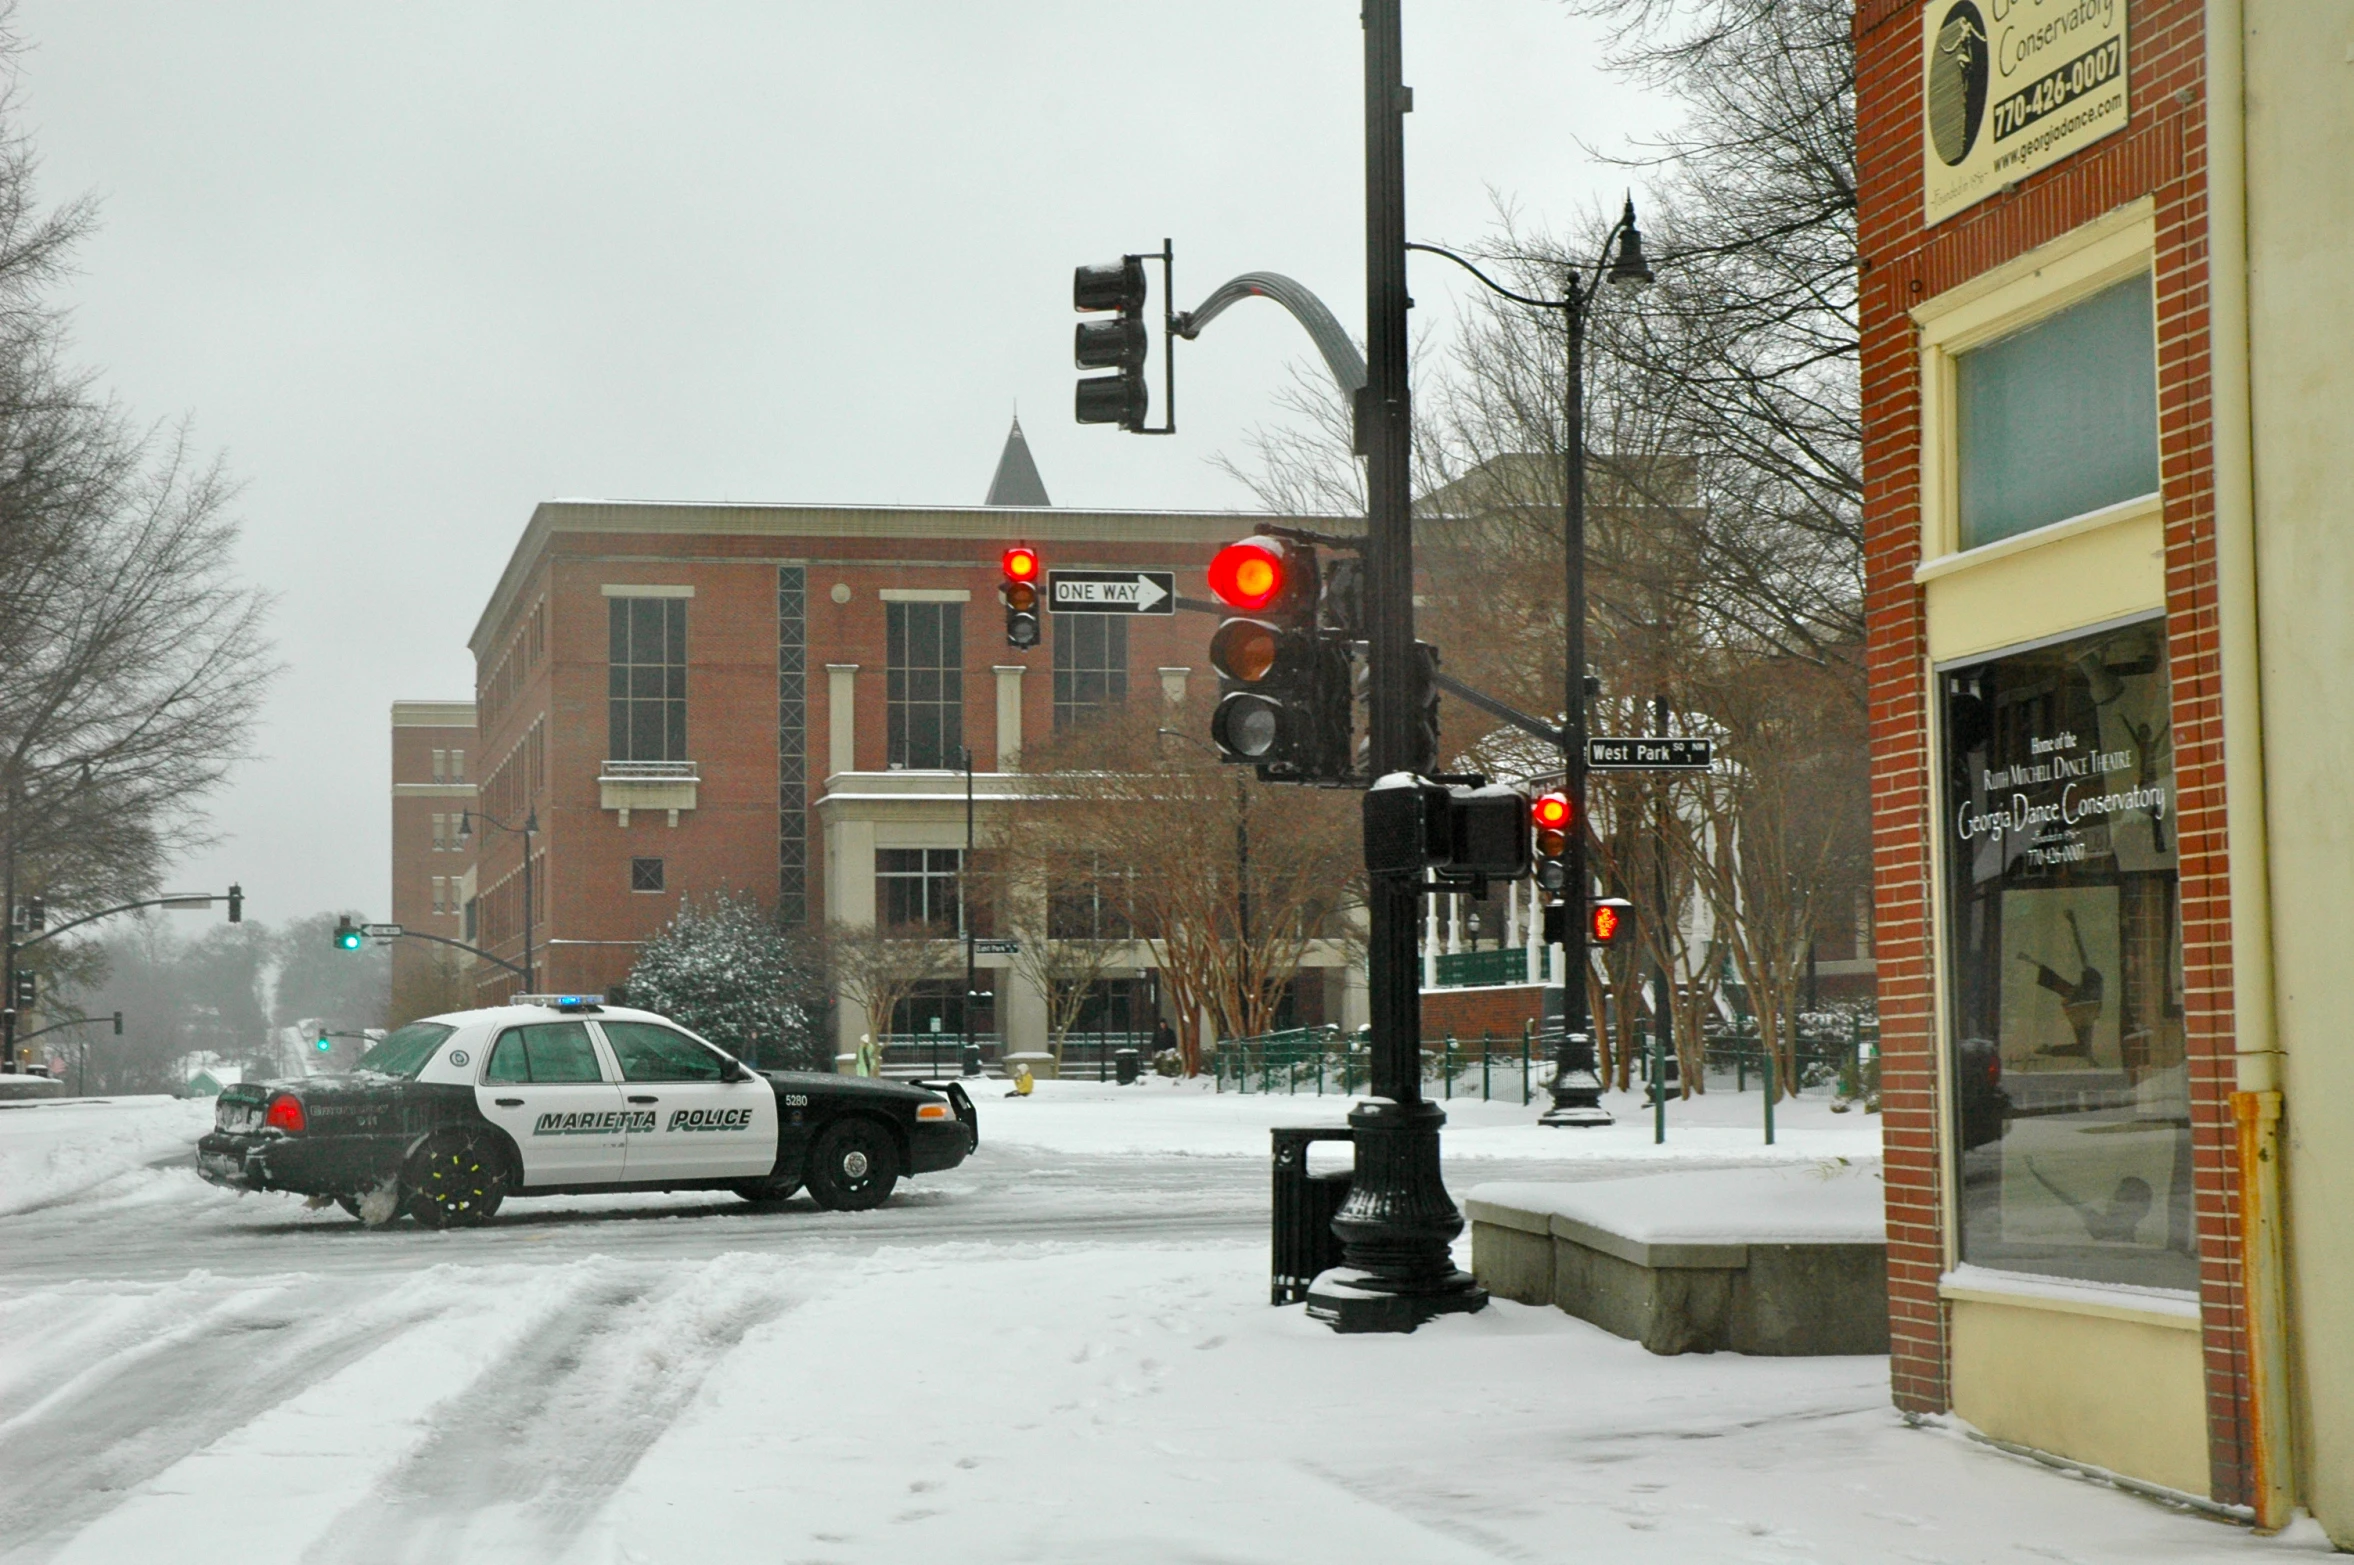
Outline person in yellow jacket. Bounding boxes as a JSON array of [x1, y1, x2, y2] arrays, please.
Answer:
[[1008, 1062, 1034, 1097]]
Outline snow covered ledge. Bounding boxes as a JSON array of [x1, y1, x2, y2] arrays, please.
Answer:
[[1464, 1161, 1888, 1356]]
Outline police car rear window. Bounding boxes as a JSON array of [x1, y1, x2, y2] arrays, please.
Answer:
[[485, 1022, 603, 1084], [355, 1023, 457, 1079], [602, 1020, 725, 1082]]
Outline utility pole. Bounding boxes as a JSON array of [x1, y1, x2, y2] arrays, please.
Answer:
[[1304, 0, 1484, 1333], [963, 745, 977, 1072]]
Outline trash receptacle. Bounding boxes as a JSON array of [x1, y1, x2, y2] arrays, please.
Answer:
[[1114, 1048, 1140, 1085], [1271, 1126, 1355, 1305], [961, 1042, 983, 1077]]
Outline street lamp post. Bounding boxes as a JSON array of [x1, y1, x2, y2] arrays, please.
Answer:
[[1405, 198, 1655, 1126], [460, 806, 538, 994]]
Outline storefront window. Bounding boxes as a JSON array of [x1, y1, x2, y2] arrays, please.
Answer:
[[1956, 274, 2159, 550], [1941, 617, 2192, 1292]]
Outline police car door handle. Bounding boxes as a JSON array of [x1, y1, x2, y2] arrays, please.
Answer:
[[495, 1097, 524, 1107], [628, 1094, 658, 1104]]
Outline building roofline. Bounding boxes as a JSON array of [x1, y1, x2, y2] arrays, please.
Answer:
[[391, 700, 479, 727], [467, 498, 1342, 656]]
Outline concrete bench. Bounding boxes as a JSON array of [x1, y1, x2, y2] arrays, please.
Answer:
[[1465, 1162, 1889, 1356]]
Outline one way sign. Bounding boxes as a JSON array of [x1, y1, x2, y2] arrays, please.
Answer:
[[1046, 570, 1175, 615]]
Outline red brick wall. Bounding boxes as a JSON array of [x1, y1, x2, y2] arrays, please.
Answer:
[[1419, 983, 1547, 1042], [1855, 0, 2248, 1500]]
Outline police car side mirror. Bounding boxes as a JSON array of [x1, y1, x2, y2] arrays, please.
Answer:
[[721, 1059, 752, 1083]]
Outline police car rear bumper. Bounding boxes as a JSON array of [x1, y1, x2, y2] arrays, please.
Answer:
[[196, 1129, 406, 1197]]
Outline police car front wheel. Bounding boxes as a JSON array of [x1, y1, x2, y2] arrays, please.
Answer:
[[403, 1129, 510, 1228], [807, 1119, 899, 1211]]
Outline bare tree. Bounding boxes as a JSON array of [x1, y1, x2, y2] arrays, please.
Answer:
[[985, 848, 1135, 1072], [825, 921, 959, 1063]]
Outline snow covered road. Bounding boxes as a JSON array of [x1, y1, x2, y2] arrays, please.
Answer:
[[0, 1087, 2322, 1563]]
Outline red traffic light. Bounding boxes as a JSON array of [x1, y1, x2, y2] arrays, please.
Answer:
[[1208, 538, 1287, 612], [1002, 546, 1041, 584], [1531, 794, 1573, 832]]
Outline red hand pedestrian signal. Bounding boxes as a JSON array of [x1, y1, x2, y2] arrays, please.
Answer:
[[1589, 898, 1634, 947]]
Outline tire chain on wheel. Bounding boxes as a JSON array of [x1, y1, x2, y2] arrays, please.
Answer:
[[406, 1132, 507, 1227]]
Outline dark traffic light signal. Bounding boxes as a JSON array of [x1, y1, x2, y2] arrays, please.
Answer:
[[1074, 259, 1149, 432], [1363, 779, 1532, 882], [226, 884, 242, 924], [333, 917, 363, 952], [1206, 538, 1349, 780], [10, 971, 33, 1008], [12, 895, 42, 932], [1000, 545, 1042, 649]]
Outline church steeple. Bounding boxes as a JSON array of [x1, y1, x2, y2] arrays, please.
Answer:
[[984, 415, 1051, 507]]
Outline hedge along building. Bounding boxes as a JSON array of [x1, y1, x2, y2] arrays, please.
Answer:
[[456, 425, 1367, 1068], [1858, 0, 2348, 1534]]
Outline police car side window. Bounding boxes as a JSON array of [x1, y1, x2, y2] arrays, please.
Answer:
[[523, 1021, 604, 1082], [485, 1030, 531, 1083], [602, 1020, 724, 1082]]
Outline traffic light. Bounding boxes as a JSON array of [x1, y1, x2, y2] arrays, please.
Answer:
[[10, 971, 33, 1008], [1531, 793, 1574, 893], [333, 917, 363, 952], [226, 884, 242, 924], [1074, 258, 1149, 432], [314, 1024, 333, 1053], [1588, 897, 1635, 948], [111, 1011, 123, 1035], [12, 895, 42, 932], [1000, 545, 1042, 650], [1206, 538, 1348, 780], [1364, 779, 1533, 882]]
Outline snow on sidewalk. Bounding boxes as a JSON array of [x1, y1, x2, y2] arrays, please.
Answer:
[[585, 1240, 2312, 1565], [976, 1075, 1879, 1163], [0, 1094, 212, 1217]]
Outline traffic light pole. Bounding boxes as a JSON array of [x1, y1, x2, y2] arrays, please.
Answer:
[[4, 889, 243, 1070], [1304, 0, 1484, 1333]]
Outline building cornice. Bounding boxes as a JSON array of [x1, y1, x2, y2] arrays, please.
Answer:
[[391, 701, 479, 728]]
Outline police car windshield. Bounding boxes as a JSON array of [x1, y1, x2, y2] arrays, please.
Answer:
[[354, 1023, 456, 1078]]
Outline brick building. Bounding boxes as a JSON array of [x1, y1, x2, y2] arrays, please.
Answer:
[[1858, 0, 2346, 1533], [386, 701, 477, 1020], [444, 427, 1364, 1066]]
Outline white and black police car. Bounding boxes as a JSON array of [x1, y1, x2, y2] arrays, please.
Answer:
[[197, 996, 976, 1226]]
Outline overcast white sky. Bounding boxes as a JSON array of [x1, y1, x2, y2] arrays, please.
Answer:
[[13, 1, 1668, 923]]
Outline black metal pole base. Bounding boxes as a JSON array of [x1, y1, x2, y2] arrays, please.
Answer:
[[1304, 1096, 1486, 1332], [1540, 1031, 1616, 1128]]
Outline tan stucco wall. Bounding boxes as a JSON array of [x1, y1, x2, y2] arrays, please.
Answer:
[[2244, 1, 2354, 1540], [1950, 1296, 2209, 1496]]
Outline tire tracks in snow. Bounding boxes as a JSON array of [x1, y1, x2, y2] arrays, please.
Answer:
[[298, 1254, 802, 1565]]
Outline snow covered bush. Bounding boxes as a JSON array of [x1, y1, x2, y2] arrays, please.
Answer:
[[624, 892, 830, 1070]]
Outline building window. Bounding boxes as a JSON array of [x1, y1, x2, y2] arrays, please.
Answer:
[[1956, 274, 2159, 550], [1941, 616, 2189, 1292], [432, 748, 448, 781], [631, 857, 666, 893], [1053, 612, 1128, 729], [609, 597, 688, 761], [431, 812, 448, 853], [876, 847, 962, 935], [450, 748, 466, 782], [431, 876, 448, 915], [1049, 853, 1134, 940], [886, 600, 962, 770]]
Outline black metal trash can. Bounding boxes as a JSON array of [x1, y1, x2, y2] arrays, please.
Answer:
[[1113, 1048, 1140, 1085], [1270, 1127, 1355, 1305], [961, 1042, 983, 1077]]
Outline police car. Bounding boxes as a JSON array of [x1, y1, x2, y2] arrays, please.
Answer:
[[196, 996, 976, 1227]]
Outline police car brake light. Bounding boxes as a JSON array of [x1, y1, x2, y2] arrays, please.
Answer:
[[264, 1094, 306, 1133], [512, 994, 604, 1013]]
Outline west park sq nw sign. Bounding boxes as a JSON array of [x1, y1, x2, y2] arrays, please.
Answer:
[[1922, 0, 2128, 226]]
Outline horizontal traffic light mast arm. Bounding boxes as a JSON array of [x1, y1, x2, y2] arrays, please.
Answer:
[[1429, 670, 1568, 752], [11, 1012, 118, 1045], [378, 926, 529, 980], [1172, 272, 1367, 396], [13, 890, 243, 953]]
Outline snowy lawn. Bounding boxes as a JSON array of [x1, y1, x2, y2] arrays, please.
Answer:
[[978, 1073, 1879, 1163], [0, 1093, 213, 1217]]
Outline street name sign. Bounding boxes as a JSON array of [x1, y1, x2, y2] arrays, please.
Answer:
[[973, 938, 1022, 956], [1045, 570, 1174, 614], [1586, 738, 1714, 771], [362, 922, 405, 938]]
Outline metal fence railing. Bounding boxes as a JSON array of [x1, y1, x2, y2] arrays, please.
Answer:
[[876, 1033, 1004, 1077]]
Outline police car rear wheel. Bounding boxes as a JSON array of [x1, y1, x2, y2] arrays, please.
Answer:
[[403, 1130, 509, 1228], [807, 1119, 898, 1211]]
